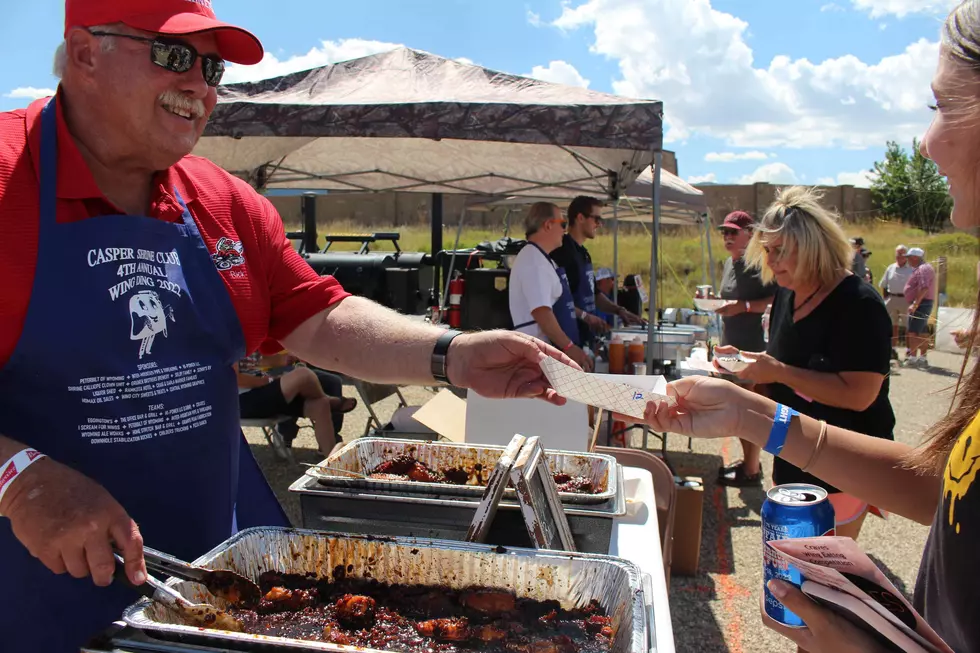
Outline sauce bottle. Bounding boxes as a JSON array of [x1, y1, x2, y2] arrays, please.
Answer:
[[608, 335, 626, 374]]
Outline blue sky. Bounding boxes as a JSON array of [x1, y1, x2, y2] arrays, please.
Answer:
[[0, 0, 958, 187]]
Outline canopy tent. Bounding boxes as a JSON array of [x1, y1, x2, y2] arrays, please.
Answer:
[[195, 47, 662, 199], [194, 46, 673, 372]]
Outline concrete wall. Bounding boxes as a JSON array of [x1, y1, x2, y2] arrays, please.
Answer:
[[693, 182, 875, 224]]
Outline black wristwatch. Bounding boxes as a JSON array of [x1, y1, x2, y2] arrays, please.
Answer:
[[431, 330, 462, 385]]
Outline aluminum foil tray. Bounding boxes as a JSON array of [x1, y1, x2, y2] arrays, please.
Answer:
[[122, 527, 650, 653], [307, 438, 618, 505]]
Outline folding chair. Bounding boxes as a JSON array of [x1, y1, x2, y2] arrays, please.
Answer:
[[330, 373, 409, 437], [241, 416, 294, 464], [595, 446, 677, 586]]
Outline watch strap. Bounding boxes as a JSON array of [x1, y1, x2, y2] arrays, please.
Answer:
[[431, 330, 462, 385]]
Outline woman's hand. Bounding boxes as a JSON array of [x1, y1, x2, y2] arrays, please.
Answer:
[[714, 347, 785, 385], [632, 376, 761, 440], [762, 580, 890, 653]]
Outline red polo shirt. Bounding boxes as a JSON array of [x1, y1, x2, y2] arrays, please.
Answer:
[[0, 96, 349, 367]]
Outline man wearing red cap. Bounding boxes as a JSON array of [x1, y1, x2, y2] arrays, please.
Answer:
[[0, 3, 573, 650], [710, 210, 776, 486]]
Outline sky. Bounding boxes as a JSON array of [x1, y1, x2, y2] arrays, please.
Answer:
[[0, 0, 961, 187]]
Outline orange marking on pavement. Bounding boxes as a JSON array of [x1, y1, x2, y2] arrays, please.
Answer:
[[713, 439, 748, 653]]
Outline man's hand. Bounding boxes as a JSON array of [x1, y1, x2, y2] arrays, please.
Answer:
[[583, 313, 610, 334], [445, 331, 581, 405], [566, 344, 594, 373], [762, 580, 889, 653], [618, 308, 645, 326], [1, 458, 146, 588]]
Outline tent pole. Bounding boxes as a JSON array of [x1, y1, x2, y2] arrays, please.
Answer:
[[645, 152, 662, 373], [700, 213, 708, 285], [439, 205, 468, 316], [431, 192, 444, 256], [703, 211, 721, 341], [612, 201, 619, 325]]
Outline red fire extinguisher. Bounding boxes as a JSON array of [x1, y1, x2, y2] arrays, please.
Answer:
[[447, 273, 465, 328]]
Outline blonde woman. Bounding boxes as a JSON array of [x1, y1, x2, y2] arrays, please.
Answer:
[[713, 186, 894, 540]]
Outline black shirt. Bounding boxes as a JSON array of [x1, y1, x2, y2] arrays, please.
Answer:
[[719, 256, 777, 352], [766, 275, 895, 492], [550, 234, 591, 295], [914, 412, 980, 653]]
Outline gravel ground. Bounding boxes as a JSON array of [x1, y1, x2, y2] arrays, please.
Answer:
[[243, 350, 963, 653]]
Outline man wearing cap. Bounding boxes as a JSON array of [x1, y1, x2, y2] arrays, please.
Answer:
[[711, 210, 776, 486], [550, 196, 643, 347], [593, 267, 618, 326], [850, 236, 868, 282], [879, 245, 915, 360], [0, 3, 573, 649], [903, 247, 936, 367]]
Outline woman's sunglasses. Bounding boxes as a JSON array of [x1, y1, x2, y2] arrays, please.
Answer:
[[88, 31, 225, 87]]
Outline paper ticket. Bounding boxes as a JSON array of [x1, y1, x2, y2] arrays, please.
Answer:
[[539, 358, 674, 419]]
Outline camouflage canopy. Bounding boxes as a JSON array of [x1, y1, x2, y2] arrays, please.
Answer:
[[195, 47, 664, 200]]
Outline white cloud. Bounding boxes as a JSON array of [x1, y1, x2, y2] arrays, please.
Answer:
[[5, 87, 55, 100], [527, 60, 591, 88], [455, 57, 475, 65], [688, 173, 717, 184], [552, 0, 941, 149], [820, 3, 844, 11], [849, 0, 957, 19], [223, 38, 402, 84], [704, 151, 769, 163], [817, 170, 877, 187], [735, 163, 799, 185], [527, 10, 543, 27]]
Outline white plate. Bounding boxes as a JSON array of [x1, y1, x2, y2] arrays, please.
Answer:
[[714, 355, 753, 374], [693, 298, 735, 312]]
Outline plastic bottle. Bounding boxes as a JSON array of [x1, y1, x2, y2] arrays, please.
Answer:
[[608, 335, 626, 374], [627, 337, 645, 375]]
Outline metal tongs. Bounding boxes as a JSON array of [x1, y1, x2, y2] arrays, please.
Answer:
[[113, 554, 246, 633], [141, 546, 262, 606]]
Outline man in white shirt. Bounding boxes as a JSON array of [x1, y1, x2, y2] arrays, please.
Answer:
[[879, 244, 915, 359], [509, 202, 593, 371]]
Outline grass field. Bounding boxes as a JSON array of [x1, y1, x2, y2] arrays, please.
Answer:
[[292, 219, 980, 309]]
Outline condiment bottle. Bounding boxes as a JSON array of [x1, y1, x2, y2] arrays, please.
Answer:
[[627, 337, 645, 375], [608, 335, 626, 374]]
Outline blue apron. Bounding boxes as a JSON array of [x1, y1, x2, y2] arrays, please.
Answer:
[[513, 242, 580, 346], [569, 245, 597, 316], [0, 99, 287, 653]]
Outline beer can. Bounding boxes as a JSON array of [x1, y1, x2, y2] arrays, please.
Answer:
[[762, 483, 836, 627], [696, 284, 713, 299]]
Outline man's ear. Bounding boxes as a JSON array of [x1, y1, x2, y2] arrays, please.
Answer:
[[64, 28, 101, 81]]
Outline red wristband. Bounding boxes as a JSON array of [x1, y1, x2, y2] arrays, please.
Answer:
[[563, 341, 575, 351]]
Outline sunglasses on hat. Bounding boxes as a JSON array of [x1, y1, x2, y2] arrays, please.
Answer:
[[89, 30, 225, 87]]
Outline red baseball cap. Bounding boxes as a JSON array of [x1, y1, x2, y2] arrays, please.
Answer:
[[720, 210, 754, 231], [65, 0, 264, 65]]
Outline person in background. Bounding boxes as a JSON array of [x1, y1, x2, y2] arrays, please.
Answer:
[[904, 247, 937, 368], [618, 274, 645, 317], [236, 352, 355, 454], [710, 210, 777, 486], [849, 236, 867, 281], [593, 267, 618, 326], [879, 244, 915, 360], [509, 202, 593, 371], [551, 196, 643, 346], [860, 247, 873, 284], [716, 186, 894, 541]]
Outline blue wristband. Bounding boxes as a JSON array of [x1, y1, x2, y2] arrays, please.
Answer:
[[764, 404, 798, 456]]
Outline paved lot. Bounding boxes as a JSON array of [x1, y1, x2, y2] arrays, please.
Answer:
[[244, 350, 964, 653]]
